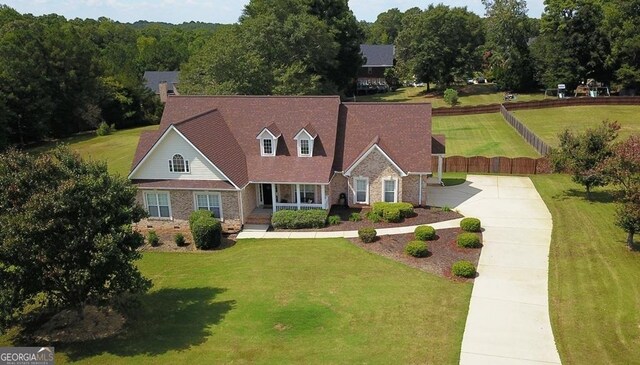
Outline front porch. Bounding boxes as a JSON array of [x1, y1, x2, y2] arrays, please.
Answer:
[[254, 183, 329, 212]]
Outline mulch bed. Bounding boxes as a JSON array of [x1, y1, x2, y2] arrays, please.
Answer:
[[273, 206, 462, 232], [141, 234, 237, 252], [349, 228, 482, 282]]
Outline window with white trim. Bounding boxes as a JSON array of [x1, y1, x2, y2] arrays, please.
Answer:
[[299, 139, 310, 156], [168, 154, 190, 173], [261, 138, 274, 156], [299, 185, 315, 203], [195, 193, 222, 219], [383, 179, 397, 203], [145, 192, 171, 218], [355, 178, 368, 204]]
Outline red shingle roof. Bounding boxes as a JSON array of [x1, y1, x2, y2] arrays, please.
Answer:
[[131, 96, 433, 188]]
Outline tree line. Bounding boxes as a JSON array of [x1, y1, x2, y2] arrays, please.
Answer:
[[362, 0, 640, 93], [0, 5, 223, 149]]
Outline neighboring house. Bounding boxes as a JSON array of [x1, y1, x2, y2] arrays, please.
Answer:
[[128, 95, 444, 232], [357, 44, 395, 94], [143, 71, 180, 102]]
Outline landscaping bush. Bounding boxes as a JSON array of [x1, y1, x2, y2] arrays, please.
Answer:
[[383, 207, 401, 223], [414, 225, 436, 241], [358, 227, 377, 243], [372, 202, 414, 218], [366, 211, 382, 223], [327, 215, 341, 225], [443, 88, 459, 106], [457, 232, 481, 248], [460, 217, 481, 232], [271, 209, 328, 229], [452, 260, 476, 278], [189, 211, 222, 249], [96, 121, 115, 136], [441, 206, 452, 212], [174, 232, 187, 247], [147, 230, 160, 247], [189, 209, 214, 226], [405, 240, 429, 257], [349, 212, 362, 222]]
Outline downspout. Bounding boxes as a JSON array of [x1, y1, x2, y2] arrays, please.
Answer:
[[418, 174, 423, 207], [238, 190, 244, 225]]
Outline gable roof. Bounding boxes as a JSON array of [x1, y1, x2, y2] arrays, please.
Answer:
[[335, 102, 432, 174], [360, 44, 395, 67], [131, 96, 433, 187], [143, 71, 180, 93]]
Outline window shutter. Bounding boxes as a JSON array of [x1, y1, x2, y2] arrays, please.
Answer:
[[185, 160, 190, 172], [168, 160, 173, 172]]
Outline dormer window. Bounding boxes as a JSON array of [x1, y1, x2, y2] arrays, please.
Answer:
[[294, 126, 317, 157], [256, 126, 280, 157], [262, 138, 274, 155], [169, 154, 190, 173]]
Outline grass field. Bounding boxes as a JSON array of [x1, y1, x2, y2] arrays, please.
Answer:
[[357, 84, 545, 108], [513, 106, 640, 146], [1, 239, 472, 364], [433, 113, 540, 157], [531, 175, 640, 364], [30, 125, 159, 176]]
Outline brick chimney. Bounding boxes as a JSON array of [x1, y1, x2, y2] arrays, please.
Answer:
[[159, 81, 168, 103]]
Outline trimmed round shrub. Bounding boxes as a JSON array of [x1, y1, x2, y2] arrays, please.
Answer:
[[349, 212, 362, 222], [372, 202, 414, 218], [189, 211, 222, 249], [358, 227, 377, 243], [383, 207, 401, 223], [147, 230, 160, 247], [457, 232, 481, 248], [174, 232, 187, 247], [414, 225, 436, 241], [452, 261, 476, 278], [460, 217, 481, 232], [404, 240, 429, 257], [327, 215, 341, 225], [396, 202, 415, 218]]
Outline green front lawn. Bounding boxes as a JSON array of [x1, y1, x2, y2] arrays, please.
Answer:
[[532, 175, 640, 364], [29, 125, 158, 176], [433, 113, 540, 157], [513, 106, 640, 146], [2, 239, 472, 364]]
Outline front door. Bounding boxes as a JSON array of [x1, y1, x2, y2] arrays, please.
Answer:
[[262, 184, 273, 206]]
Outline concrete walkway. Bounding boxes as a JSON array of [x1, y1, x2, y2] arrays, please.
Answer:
[[428, 175, 561, 365], [236, 217, 463, 239]]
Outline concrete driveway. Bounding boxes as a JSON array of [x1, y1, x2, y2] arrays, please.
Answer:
[[428, 175, 561, 365]]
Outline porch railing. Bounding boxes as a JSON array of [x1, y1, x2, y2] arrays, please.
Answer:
[[274, 196, 329, 212]]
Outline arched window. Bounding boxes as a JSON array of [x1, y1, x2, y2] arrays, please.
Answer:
[[168, 154, 189, 173]]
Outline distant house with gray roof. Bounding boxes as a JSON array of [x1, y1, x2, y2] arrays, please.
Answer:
[[143, 71, 180, 102], [357, 44, 396, 94]]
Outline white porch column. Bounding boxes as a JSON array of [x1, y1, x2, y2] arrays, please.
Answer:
[[296, 184, 301, 210], [321, 185, 326, 209], [438, 155, 444, 184], [271, 183, 277, 212]]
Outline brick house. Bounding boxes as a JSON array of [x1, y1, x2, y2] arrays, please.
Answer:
[[128, 95, 444, 232], [357, 44, 395, 93]]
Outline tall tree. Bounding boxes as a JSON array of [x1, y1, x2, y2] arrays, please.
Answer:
[[0, 148, 151, 328], [395, 5, 484, 90], [482, 0, 535, 91], [604, 0, 640, 90], [183, 0, 363, 95], [366, 8, 404, 44], [532, 0, 610, 89]]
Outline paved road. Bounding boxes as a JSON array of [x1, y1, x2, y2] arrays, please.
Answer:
[[428, 175, 561, 365]]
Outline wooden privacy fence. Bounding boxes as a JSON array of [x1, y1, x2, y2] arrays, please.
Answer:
[[432, 96, 640, 116], [432, 155, 550, 175], [500, 105, 551, 155]]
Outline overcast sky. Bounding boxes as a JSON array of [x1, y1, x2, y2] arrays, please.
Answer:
[[1, 1, 546, 24]]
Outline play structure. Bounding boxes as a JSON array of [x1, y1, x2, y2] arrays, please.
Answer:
[[544, 80, 610, 99]]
